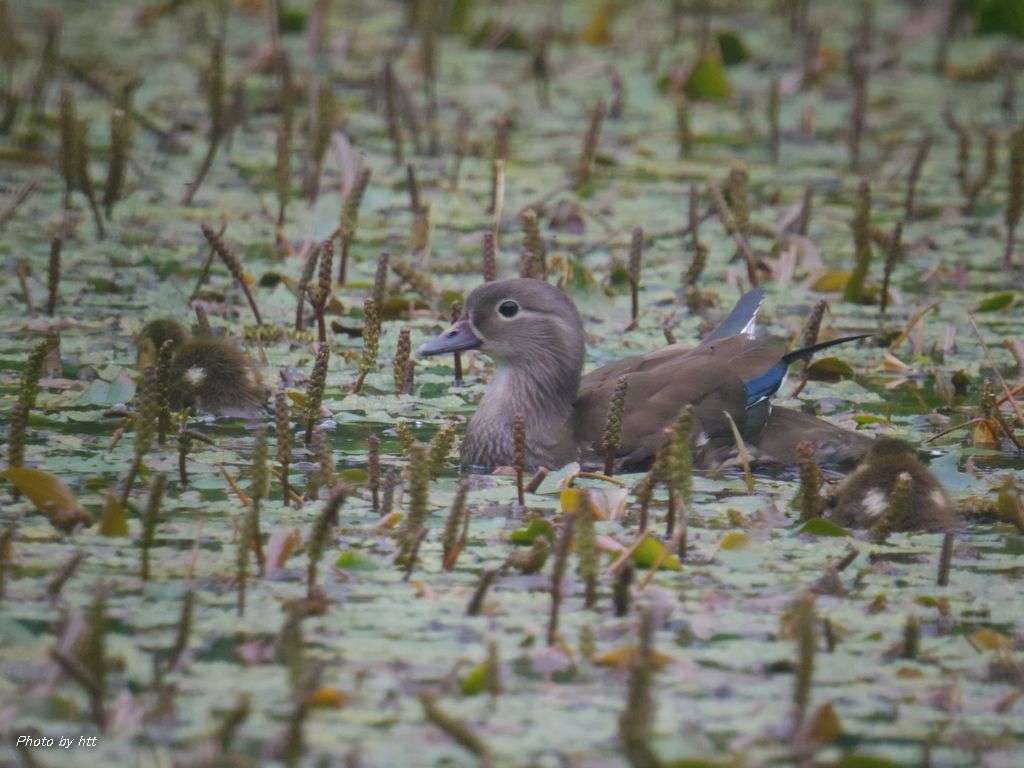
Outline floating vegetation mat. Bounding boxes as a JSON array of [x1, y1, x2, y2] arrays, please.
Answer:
[[1, 0, 1023, 766]]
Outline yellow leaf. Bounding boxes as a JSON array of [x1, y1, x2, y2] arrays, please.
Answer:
[[810, 269, 851, 292], [972, 420, 1000, 450], [309, 686, 347, 708], [595, 645, 676, 670], [718, 531, 749, 550], [379, 511, 403, 529], [98, 491, 128, 537], [560, 487, 583, 515], [461, 662, 489, 695], [581, 2, 614, 46], [632, 537, 681, 570], [968, 628, 1012, 651], [2, 467, 90, 531]]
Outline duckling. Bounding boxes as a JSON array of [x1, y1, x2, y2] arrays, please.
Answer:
[[417, 278, 872, 472], [830, 438, 959, 532], [136, 318, 267, 417]]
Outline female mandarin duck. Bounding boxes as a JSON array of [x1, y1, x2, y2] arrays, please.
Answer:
[[418, 278, 873, 472], [136, 319, 267, 416]]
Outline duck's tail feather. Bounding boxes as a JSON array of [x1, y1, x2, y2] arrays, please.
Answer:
[[744, 333, 872, 408], [703, 288, 766, 342]]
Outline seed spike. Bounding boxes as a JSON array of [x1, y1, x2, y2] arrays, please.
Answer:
[[796, 441, 824, 521], [602, 377, 629, 475]]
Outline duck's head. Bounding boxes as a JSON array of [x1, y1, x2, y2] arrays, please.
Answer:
[[136, 318, 188, 368], [418, 278, 585, 368]]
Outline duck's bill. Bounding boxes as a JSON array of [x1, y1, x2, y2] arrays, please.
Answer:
[[416, 319, 482, 356]]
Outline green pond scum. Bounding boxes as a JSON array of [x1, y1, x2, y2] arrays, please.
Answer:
[[1, 0, 1024, 766]]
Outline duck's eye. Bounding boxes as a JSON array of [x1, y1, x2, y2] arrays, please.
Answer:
[[498, 300, 519, 318]]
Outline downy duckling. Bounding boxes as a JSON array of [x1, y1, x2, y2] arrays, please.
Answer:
[[830, 438, 959, 532], [136, 318, 267, 416]]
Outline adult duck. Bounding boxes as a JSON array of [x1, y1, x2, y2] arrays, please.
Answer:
[[418, 278, 872, 472]]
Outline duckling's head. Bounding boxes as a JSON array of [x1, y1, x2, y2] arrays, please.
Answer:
[[418, 278, 585, 374], [137, 319, 188, 369], [864, 437, 918, 463]]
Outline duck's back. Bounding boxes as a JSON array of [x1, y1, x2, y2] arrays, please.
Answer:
[[573, 335, 786, 470]]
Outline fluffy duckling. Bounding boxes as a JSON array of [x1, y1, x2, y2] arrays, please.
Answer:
[[830, 438, 959, 532], [417, 278, 872, 472], [136, 319, 267, 416]]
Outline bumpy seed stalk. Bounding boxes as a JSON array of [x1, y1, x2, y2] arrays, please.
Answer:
[[275, 389, 292, 505], [879, 220, 903, 316], [201, 223, 263, 326], [46, 236, 62, 316], [792, 592, 816, 728], [768, 77, 780, 162], [303, 344, 330, 444], [428, 421, 457, 478], [675, 95, 692, 158], [602, 377, 629, 475], [275, 124, 291, 227], [372, 251, 390, 309], [627, 227, 643, 326], [393, 328, 411, 393], [140, 472, 166, 583], [937, 532, 954, 586], [547, 513, 575, 646], [520, 209, 546, 279], [294, 244, 319, 332], [513, 414, 527, 507], [444, 301, 463, 387], [400, 443, 430, 560], [249, 428, 269, 575], [59, 86, 76, 208], [442, 478, 470, 570], [367, 434, 381, 512], [618, 606, 657, 768], [122, 365, 158, 507], [339, 167, 372, 284], [904, 134, 932, 220], [352, 297, 380, 394], [796, 441, 823, 521], [576, 102, 606, 195], [871, 471, 914, 543], [73, 117, 105, 239], [1005, 125, 1024, 268], [843, 179, 872, 304], [103, 107, 131, 218], [482, 229, 497, 282], [576, 490, 598, 609], [307, 487, 346, 598]]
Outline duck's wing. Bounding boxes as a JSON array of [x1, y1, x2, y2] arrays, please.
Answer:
[[702, 287, 765, 342], [574, 335, 786, 469]]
